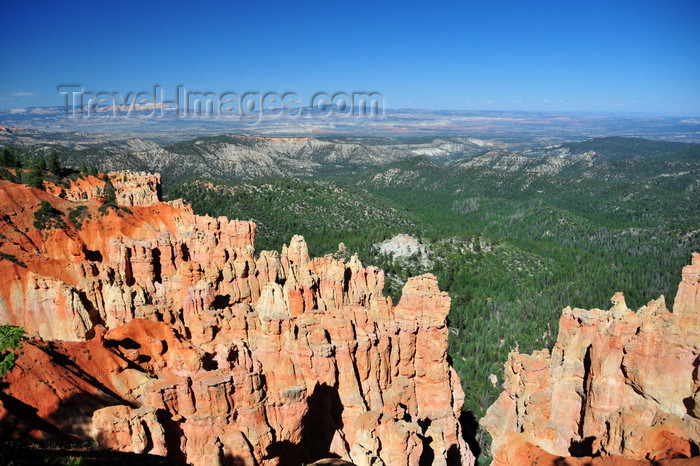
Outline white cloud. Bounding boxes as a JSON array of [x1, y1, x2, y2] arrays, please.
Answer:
[[0, 91, 37, 101], [513, 99, 523, 104], [541, 99, 551, 103]]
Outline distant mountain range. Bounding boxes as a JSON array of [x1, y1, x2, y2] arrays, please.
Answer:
[[2, 107, 699, 142], [0, 129, 498, 181], [1, 124, 697, 186]]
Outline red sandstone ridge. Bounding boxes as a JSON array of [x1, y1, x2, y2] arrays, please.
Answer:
[[0, 175, 474, 465], [44, 171, 162, 206], [482, 254, 700, 465]]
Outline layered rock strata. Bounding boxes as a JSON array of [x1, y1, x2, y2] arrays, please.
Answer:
[[0, 175, 474, 466], [482, 254, 700, 465]]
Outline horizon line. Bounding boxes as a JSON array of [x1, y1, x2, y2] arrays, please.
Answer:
[[1, 104, 699, 119]]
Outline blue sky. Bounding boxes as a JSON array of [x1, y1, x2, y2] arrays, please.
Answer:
[[1, 0, 699, 115]]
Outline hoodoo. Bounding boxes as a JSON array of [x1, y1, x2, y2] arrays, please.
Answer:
[[482, 254, 700, 465], [0, 173, 474, 465]]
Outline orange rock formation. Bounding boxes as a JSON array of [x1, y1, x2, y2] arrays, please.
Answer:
[[45, 171, 162, 207], [0, 174, 474, 465], [482, 254, 700, 465]]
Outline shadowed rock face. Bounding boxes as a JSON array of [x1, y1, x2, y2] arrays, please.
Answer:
[[482, 254, 700, 465], [0, 174, 474, 466]]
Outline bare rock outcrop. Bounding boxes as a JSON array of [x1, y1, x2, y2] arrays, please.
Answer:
[[0, 176, 474, 465], [45, 171, 161, 206], [482, 254, 700, 465]]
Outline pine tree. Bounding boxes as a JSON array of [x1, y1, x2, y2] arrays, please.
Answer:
[[49, 151, 61, 175], [103, 177, 117, 206], [22, 152, 34, 169], [26, 156, 45, 190], [13, 149, 21, 168], [0, 147, 13, 167]]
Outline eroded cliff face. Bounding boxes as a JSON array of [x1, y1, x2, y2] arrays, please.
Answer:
[[0, 174, 474, 466], [45, 171, 162, 207], [482, 254, 700, 465]]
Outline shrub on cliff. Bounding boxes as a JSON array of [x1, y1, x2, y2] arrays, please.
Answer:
[[0, 168, 17, 183], [68, 205, 89, 229], [0, 323, 23, 464], [33, 201, 66, 230], [0, 324, 24, 381]]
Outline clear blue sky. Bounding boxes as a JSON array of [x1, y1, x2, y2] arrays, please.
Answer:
[[1, 0, 699, 115]]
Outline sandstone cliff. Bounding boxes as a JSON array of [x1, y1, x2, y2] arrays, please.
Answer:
[[44, 171, 162, 206], [0, 174, 474, 465], [482, 254, 700, 465]]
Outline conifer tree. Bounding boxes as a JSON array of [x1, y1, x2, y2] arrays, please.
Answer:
[[103, 177, 117, 206], [49, 151, 61, 175]]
